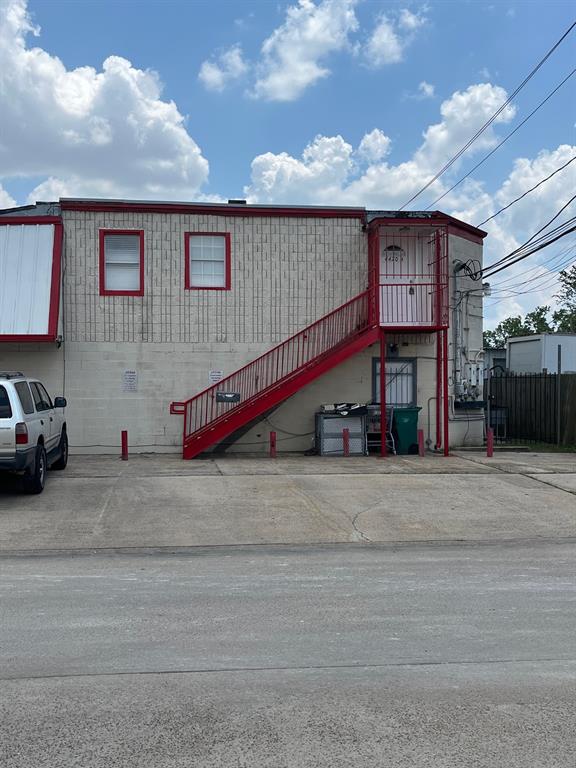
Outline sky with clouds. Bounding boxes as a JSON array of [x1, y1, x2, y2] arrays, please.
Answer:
[[0, 0, 574, 328]]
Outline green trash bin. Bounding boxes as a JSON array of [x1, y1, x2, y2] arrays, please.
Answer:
[[393, 407, 422, 455]]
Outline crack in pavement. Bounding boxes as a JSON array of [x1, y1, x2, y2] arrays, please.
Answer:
[[3, 655, 576, 683]]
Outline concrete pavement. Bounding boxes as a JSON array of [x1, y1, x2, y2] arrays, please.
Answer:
[[2, 542, 576, 767], [2, 452, 576, 766], [0, 452, 575, 551]]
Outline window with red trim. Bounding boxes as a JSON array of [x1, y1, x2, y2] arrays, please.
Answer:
[[185, 233, 231, 290], [99, 230, 144, 296]]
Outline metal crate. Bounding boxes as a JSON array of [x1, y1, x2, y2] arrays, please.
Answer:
[[315, 413, 367, 456]]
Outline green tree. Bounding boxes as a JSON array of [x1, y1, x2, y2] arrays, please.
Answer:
[[483, 315, 531, 349], [554, 266, 576, 325], [524, 305, 554, 334], [552, 308, 576, 333], [484, 268, 576, 348]]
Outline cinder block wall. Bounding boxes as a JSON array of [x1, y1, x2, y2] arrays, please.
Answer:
[[61, 211, 366, 344], [0, 220, 484, 454], [4, 210, 365, 452]]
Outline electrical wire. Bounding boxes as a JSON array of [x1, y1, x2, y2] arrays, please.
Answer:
[[476, 153, 576, 228], [481, 196, 576, 278], [483, 222, 576, 279], [483, 216, 576, 277], [489, 259, 575, 298], [487, 242, 576, 297], [490, 236, 576, 287], [398, 20, 576, 210], [424, 70, 576, 213]]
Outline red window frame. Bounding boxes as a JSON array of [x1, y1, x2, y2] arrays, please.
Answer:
[[99, 229, 145, 296], [184, 232, 231, 291]]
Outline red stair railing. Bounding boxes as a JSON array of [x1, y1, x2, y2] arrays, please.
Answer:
[[171, 290, 373, 447]]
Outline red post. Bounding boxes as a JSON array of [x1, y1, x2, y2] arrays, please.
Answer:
[[436, 330, 442, 450], [121, 430, 128, 461], [380, 329, 387, 457], [269, 431, 277, 458], [442, 329, 450, 456], [417, 429, 425, 457], [486, 427, 494, 458], [342, 427, 350, 457]]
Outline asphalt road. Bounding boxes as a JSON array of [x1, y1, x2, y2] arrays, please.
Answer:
[[2, 540, 576, 767]]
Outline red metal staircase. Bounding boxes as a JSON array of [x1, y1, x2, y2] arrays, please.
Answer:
[[170, 290, 378, 459]]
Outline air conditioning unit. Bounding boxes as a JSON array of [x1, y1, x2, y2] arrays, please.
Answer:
[[315, 413, 367, 456]]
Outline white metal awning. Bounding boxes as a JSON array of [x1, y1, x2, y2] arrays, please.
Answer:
[[0, 217, 62, 341]]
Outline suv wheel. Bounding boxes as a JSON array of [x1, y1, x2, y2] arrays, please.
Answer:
[[52, 431, 68, 470], [23, 444, 47, 494]]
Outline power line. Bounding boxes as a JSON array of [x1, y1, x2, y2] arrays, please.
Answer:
[[476, 153, 576, 228], [483, 220, 576, 280], [424, 70, 576, 213], [482, 195, 576, 276], [398, 19, 576, 210], [490, 237, 576, 290]]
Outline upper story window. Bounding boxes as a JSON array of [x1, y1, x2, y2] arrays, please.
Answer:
[[185, 233, 231, 290], [99, 230, 144, 296]]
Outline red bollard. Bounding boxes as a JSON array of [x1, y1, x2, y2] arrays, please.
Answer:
[[342, 428, 350, 457], [269, 431, 277, 458], [486, 427, 494, 458], [417, 429, 425, 457], [121, 430, 128, 461]]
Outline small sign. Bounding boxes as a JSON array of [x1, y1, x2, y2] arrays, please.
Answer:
[[216, 392, 241, 403], [122, 369, 138, 392], [209, 369, 223, 384]]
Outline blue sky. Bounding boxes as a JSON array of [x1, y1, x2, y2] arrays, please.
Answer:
[[0, 0, 574, 326]]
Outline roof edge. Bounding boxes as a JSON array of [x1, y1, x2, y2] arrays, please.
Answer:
[[59, 198, 366, 219], [368, 210, 487, 239]]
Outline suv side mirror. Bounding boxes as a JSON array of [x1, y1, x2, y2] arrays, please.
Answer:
[[54, 397, 67, 408]]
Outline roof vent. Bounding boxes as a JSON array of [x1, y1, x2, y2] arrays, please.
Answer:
[[228, 199, 247, 205]]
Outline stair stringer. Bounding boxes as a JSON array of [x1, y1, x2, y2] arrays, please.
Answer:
[[183, 325, 379, 459]]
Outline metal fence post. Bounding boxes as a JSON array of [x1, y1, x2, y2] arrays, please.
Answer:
[[557, 345, 562, 446]]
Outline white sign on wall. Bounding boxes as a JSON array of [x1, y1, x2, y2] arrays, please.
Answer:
[[209, 370, 224, 384], [122, 369, 138, 392]]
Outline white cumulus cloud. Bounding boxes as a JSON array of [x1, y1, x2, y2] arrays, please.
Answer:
[[357, 129, 391, 163], [0, 184, 16, 208], [252, 0, 359, 102], [418, 81, 435, 98], [246, 83, 516, 207], [198, 44, 248, 92], [364, 7, 428, 68], [0, 0, 209, 203]]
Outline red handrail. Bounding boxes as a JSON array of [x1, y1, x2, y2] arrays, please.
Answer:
[[173, 290, 373, 442]]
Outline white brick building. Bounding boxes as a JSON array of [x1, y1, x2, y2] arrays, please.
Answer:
[[0, 199, 486, 456]]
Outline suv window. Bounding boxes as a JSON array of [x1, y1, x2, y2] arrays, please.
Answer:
[[0, 386, 12, 418], [30, 382, 53, 412], [14, 381, 34, 415]]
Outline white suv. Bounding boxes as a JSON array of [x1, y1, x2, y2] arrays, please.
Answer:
[[0, 372, 68, 493]]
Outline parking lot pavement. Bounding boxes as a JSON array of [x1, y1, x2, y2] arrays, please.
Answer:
[[0, 452, 575, 552], [451, 450, 576, 474], [2, 542, 576, 768]]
